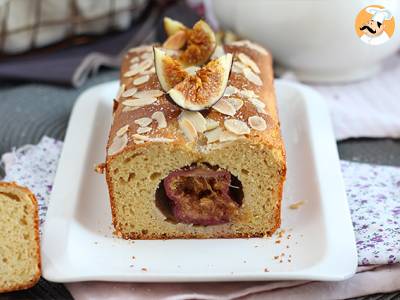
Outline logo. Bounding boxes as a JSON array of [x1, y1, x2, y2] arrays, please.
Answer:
[[355, 5, 395, 46]]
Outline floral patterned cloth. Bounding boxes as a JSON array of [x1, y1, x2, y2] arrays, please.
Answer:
[[1, 137, 399, 266]]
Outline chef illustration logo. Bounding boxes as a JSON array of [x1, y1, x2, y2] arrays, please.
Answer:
[[355, 5, 395, 45]]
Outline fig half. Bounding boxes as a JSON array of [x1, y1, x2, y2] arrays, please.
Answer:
[[168, 53, 233, 111], [164, 17, 186, 37], [154, 47, 188, 92]]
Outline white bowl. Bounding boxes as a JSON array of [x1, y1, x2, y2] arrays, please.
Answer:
[[211, 0, 400, 83]]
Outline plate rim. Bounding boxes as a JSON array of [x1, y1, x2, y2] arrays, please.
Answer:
[[41, 79, 357, 282]]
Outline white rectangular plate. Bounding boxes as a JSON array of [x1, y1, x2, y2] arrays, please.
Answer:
[[42, 80, 357, 282]]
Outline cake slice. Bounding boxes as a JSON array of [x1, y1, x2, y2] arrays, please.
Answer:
[[0, 182, 41, 293]]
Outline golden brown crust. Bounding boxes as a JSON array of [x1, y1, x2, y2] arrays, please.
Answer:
[[106, 41, 286, 239], [0, 182, 41, 293]]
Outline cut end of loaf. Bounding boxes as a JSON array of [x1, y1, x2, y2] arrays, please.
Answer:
[[0, 182, 41, 293], [106, 138, 285, 239]]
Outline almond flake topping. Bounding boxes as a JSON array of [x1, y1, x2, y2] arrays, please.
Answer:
[[224, 119, 250, 135], [122, 97, 157, 107], [243, 67, 263, 86], [225, 97, 243, 111], [134, 89, 163, 98], [130, 57, 140, 63], [178, 117, 198, 142], [141, 52, 153, 60], [204, 127, 222, 143], [239, 89, 258, 99], [133, 75, 150, 85], [121, 87, 138, 98], [232, 61, 245, 73], [129, 45, 152, 53], [151, 111, 167, 129], [248, 115, 267, 131], [224, 85, 238, 96], [238, 53, 260, 74], [124, 69, 141, 77], [139, 58, 153, 70], [219, 130, 242, 142], [205, 118, 219, 131], [132, 134, 174, 143], [108, 133, 128, 156], [134, 117, 152, 127], [248, 98, 267, 113], [137, 126, 152, 134], [212, 98, 236, 116], [140, 68, 155, 75], [179, 111, 207, 133], [115, 84, 125, 101], [116, 124, 129, 137], [229, 40, 269, 56]]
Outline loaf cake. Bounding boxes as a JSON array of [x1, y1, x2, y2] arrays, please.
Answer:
[[0, 182, 41, 293], [102, 18, 286, 239]]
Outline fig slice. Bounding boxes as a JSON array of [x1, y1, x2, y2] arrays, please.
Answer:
[[168, 53, 233, 111], [164, 17, 187, 37], [154, 47, 189, 92], [180, 20, 216, 66]]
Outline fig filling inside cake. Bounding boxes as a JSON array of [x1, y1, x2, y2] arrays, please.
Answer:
[[156, 165, 244, 226]]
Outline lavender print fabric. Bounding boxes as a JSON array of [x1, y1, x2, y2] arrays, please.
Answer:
[[341, 161, 400, 265], [1, 136, 399, 266], [1, 136, 63, 230]]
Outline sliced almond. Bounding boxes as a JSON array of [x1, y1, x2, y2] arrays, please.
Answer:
[[124, 69, 141, 77], [141, 51, 153, 60], [229, 40, 269, 56], [122, 106, 140, 113], [132, 134, 174, 143], [178, 117, 198, 142], [116, 124, 129, 137], [225, 97, 243, 111], [130, 56, 140, 64], [211, 45, 225, 60], [204, 127, 222, 143], [140, 68, 155, 75], [232, 61, 246, 73], [248, 115, 267, 131], [205, 118, 219, 131], [212, 99, 236, 116], [243, 67, 263, 86], [123, 97, 157, 107], [224, 85, 238, 96], [139, 58, 153, 70], [134, 117, 152, 127], [134, 89, 163, 98], [248, 98, 267, 113], [163, 30, 187, 50], [121, 87, 138, 98], [108, 134, 128, 156], [137, 126, 152, 134], [115, 84, 125, 101], [129, 45, 153, 53], [133, 75, 150, 85], [179, 111, 207, 133], [238, 53, 260, 74], [151, 111, 167, 129], [185, 66, 200, 76], [224, 119, 250, 135], [219, 130, 242, 142], [239, 89, 258, 99]]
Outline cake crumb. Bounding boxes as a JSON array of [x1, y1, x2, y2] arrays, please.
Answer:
[[264, 268, 269, 272], [132, 256, 135, 259], [141, 268, 148, 272], [289, 200, 305, 209], [275, 240, 281, 244], [274, 256, 279, 260]]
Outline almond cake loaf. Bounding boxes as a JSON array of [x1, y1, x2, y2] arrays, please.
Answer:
[[102, 19, 286, 239]]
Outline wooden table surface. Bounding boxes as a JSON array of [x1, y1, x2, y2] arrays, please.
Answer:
[[0, 70, 399, 300]]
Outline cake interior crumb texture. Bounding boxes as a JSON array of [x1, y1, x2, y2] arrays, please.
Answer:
[[0, 183, 41, 293], [107, 138, 285, 239]]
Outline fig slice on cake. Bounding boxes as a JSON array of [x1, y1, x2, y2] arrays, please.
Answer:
[[162, 18, 216, 66], [154, 47, 189, 92], [168, 53, 233, 111]]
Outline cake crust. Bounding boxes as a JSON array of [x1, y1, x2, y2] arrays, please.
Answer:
[[105, 40, 286, 240]]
